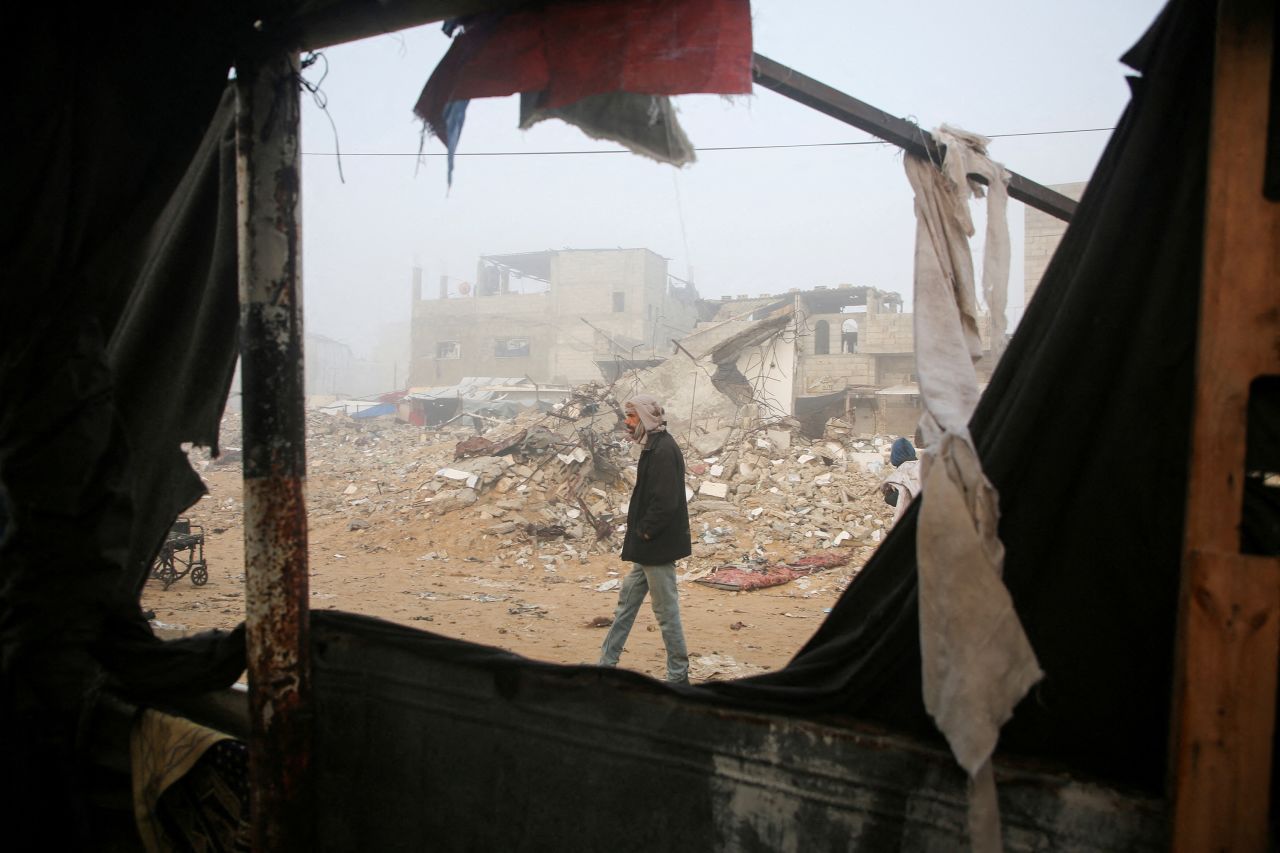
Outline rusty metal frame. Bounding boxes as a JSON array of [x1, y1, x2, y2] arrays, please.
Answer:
[[235, 48, 315, 851], [751, 53, 1079, 222]]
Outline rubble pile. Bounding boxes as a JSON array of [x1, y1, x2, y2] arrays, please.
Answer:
[[197, 387, 904, 589], [675, 419, 901, 584]]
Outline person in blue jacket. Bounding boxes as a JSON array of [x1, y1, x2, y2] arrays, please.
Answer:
[[598, 394, 691, 685]]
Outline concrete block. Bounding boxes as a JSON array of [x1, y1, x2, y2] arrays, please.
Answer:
[[698, 482, 729, 499]]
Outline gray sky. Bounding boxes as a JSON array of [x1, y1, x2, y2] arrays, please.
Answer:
[[300, 0, 1165, 358]]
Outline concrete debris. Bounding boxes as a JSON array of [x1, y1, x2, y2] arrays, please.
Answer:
[[691, 429, 732, 457], [698, 482, 729, 499], [196, 384, 906, 584]]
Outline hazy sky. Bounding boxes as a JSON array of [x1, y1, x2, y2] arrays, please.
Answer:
[[300, 0, 1166, 358]]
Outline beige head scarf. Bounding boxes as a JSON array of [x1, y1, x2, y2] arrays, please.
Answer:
[[625, 394, 667, 447]]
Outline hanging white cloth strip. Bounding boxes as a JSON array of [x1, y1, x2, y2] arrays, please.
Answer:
[[905, 128, 1041, 853]]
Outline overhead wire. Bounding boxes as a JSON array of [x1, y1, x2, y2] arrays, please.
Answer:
[[299, 126, 1115, 158]]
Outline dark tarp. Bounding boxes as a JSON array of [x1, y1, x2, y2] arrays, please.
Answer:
[[310, 610, 1169, 851], [1, 4, 251, 839]]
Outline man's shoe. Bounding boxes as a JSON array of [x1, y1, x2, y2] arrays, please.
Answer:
[[666, 676, 690, 687]]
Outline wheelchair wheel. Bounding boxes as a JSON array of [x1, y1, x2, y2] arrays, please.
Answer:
[[191, 561, 209, 586], [157, 562, 178, 591]]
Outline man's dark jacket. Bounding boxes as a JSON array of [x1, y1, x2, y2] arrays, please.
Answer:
[[620, 430, 692, 565]]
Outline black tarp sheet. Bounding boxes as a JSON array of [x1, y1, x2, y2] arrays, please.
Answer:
[[310, 609, 1169, 851], [1, 5, 250, 838]]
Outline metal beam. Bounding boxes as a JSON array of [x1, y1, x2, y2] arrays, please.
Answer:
[[235, 49, 315, 852], [287, 0, 525, 52], [751, 53, 1079, 222]]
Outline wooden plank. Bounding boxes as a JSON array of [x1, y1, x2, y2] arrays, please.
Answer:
[[1172, 551, 1280, 850], [1171, 0, 1280, 849]]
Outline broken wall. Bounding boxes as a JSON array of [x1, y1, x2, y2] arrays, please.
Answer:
[[548, 249, 698, 383], [736, 331, 795, 421], [856, 313, 916, 354], [410, 291, 553, 386], [621, 311, 797, 439], [801, 355, 876, 394], [877, 396, 922, 437], [805, 312, 863, 355], [1025, 181, 1088, 308]]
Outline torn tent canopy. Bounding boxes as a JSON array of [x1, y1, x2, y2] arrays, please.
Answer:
[[414, 0, 753, 183]]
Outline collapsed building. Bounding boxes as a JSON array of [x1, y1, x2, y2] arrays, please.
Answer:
[[409, 248, 701, 388], [694, 285, 1001, 437], [412, 268, 1001, 440]]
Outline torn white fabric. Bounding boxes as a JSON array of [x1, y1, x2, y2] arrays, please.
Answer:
[[881, 459, 922, 524], [905, 130, 1041, 853], [934, 125, 1013, 358]]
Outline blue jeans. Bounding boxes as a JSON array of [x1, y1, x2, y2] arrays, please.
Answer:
[[598, 562, 689, 682]]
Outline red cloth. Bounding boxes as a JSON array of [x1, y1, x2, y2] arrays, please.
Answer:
[[697, 567, 799, 592], [414, 0, 752, 141], [696, 552, 852, 592]]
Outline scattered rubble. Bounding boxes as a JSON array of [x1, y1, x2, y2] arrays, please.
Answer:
[[191, 384, 905, 598]]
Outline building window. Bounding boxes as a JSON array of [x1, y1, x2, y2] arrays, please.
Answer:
[[612, 292, 626, 312], [495, 337, 530, 358], [814, 320, 830, 355], [436, 341, 460, 360], [841, 318, 859, 353]]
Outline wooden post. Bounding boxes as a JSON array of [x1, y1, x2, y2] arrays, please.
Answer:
[[1170, 0, 1280, 849]]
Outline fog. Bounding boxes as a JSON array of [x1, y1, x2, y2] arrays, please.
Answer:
[[299, 0, 1165, 364]]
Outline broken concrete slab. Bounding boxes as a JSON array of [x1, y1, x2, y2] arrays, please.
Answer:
[[698, 482, 729, 499], [691, 428, 732, 457], [766, 429, 792, 450], [426, 488, 478, 515]]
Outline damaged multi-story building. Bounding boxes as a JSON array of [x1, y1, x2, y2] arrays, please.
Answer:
[[409, 248, 701, 387], [410, 252, 1004, 436], [663, 285, 1001, 437]]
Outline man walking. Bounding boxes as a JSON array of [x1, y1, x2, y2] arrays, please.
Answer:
[[598, 394, 691, 685]]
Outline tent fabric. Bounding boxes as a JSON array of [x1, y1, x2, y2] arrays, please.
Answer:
[[904, 127, 1036, 851], [1, 4, 251, 839], [414, 0, 752, 128], [350, 403, 397, 419], [308, 610, 1170, 851], [413, 0, 752, 181]]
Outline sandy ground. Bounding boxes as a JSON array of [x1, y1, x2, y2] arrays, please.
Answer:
[[142, 468, 867, 684]]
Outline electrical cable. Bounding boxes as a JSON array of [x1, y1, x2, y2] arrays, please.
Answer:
[[300, 126, 1115, 158]]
